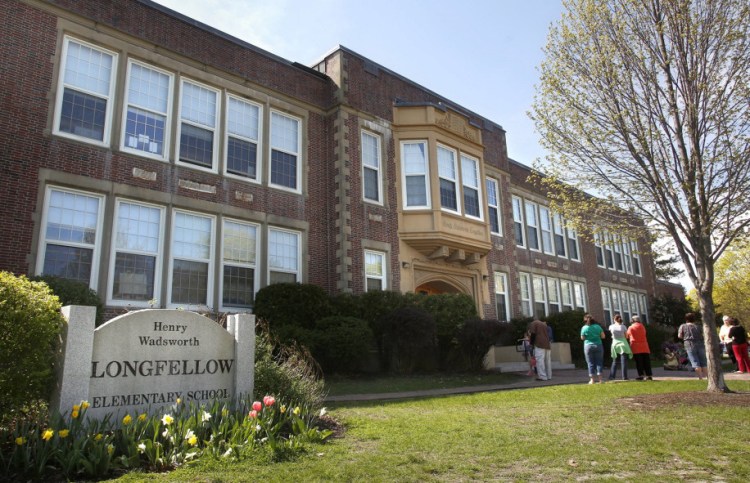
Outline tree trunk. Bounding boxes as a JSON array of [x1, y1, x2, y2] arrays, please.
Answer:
[[697, 291, 730, 393]]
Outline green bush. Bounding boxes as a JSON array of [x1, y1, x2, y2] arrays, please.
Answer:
[[253, 283, 332, 344], [329, 292, 364, 319], [383, 307, 437, 374], [31, 275, 104, 326], [309, 316, 374, 374], [543, 310, 587, 363], [455, 318, 508, 372], [414, 293, 478, 369], [0, 272, 64, 415], [645, 323, 676, 360]]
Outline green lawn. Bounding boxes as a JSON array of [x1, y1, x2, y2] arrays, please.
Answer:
[[112, 379, 750, 482], [325, 372, 524, 395]]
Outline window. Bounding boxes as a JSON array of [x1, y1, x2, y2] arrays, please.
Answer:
[[547, 277, 560, 314], [532, 275, 547, 318], [269, 111, 301, 191], [594, 233, 605, 267], [639, 294, 648, 322], [552, 213, 567, 257], [178, 79, 219, 171], [268, 228, 300, 283], [567, 228, 580, 261], [461, 154, 481, 219], [623, 240, 633, 274], [631, 241, 642, 276], [612, 289, 622, 318], [38, 187, 104, 289], [402, 141, 430, 208], [629, 293, 639, 322], [525, 201, 540, 251], [621, 290, 631, 322], [109, 200, 164, 305], [486, 178, 501, 235], [604, 233, 615, 269], [601, 287, 612, 324], [437, 145, 459, 212], [225, 95, 261, 180], [54, 37, 117, 145], [121, 60, 172, 160], [574, 282, 587, 311], [361, 131, 382, 203], [539, 206, 554, 254], [519, 272, 532, 317], [221, 219, 258, 310], [169, 210, 214, 307], [613, 236, 624, 271], [512, 196, 525, 247], [364, 250, 387, 291], [494, 272, 510, 321], [560, 280, 574, 311]]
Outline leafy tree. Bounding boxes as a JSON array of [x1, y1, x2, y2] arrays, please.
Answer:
[[531, 0, 750, 392], [713, 238, 750, 327], [651, 240, 685, 281]]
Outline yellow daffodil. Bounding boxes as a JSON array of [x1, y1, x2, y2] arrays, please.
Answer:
[[95, 433, 103, 441], [123, 414, 133, 425], [293, 406, 301, 416], [185, 429, 198, 446], [59, 429, 70, 439], [176, 398, 182, 405], [161, 414, 174, 426], [280, 404, 287, 414], [81, 401, 90, 409], [42, 429, 54, 441], [71, 410, 79, 419], [107, 444, 114, 455], [15, 437, 26, 446], [73, 404, 81, 412], [138, 413, 147, 422]]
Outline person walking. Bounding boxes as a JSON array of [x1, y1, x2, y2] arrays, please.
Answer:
[[608, 314, 632, 380], [581, 314, 605, 384], [677, 313, 707, 379], [719, 315, 738, 371], [728, 317, 750, 374], [626, 315, 652, 380], [528, 318, 552, 381]]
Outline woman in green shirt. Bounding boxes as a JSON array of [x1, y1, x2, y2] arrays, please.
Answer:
[[580, 314, 606, 384]]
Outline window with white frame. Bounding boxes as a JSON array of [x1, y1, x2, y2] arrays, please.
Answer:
[[512, 196, 525, 247], [532, 275, 547, 318], [494, 272, 510, 321], [38, 187, 104, 289], [602, 287, 612, 324], [525, 201, 540, 251], [121, 60, 172, 160], [552, 213, 567, 257], [109, 200, 164, 305], [486, 178, 501, 236], [623, 240, 633, 274], [621, 290, 631, 322], [54, 37, 117, 145], [539, 206, 554, 255], [639, 294, 648, 322], [268, 227, 300, 284], [594, 233, 605, 267], [225, 95, 261, 180], [561, 280, 574, 311], [631, 241, 642, 276], [178, 79, 219, 171], [613, 236, 624, 271], [629, 293, 639, 322], [364, 250, 387, 291], [437, 145, 459, 212], [612, 289, 621, 319], [402, 141, 430, 208], [604, 233, 615, 269], [169, 210, 214, 307], [461, 154, 481, 219], [270, 111, 301, 191], [567, 228, 580, 261], [574, 282, 587, 311], [361, 131, 382, 204], [519, 272, 532, 317], [221, 219, 258, 310], [547, 277, 560, 314]]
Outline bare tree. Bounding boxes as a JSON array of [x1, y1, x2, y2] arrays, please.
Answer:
[[531, 0, 750, 392]]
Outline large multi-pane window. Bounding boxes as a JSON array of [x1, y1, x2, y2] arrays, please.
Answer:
[[604, 234, 615, 269], [225, 95, 261, 180], [121, 60, 172, 160], [494, 272, 510, 321], [623, 240, 633, 274], [525, 201, 540, 251], [38, 187, 104, 289], [268, 228, 300, 284], [552, 213, 567, 257], [109, 200, 164, 305], [630, 293, 639, 322], [532, 275, 547, 318], [561, 280, 574, 311], [512, 196, 525, 247], [169, 211, 215, 307], [54, 37, 117, 145], [613, 236, 624, 271], [601, 287, 612, 324], [612, 289, 622, 318], [486, 178, 501, 235], [639, 294, 648, 322], [178, 80, 219, 170], [364, 250, 387, 291], [594, 233, 605, 267], [361, 131, 382, 204], [567, 228, 580, 261], [437, 145, 459, 212], [574, 282, 587, 311], [461, 154, 481, 219], [221, 219, 258, 310], [632, 241, 642, 276], [270, 111, 301, 191], [519, 272, 533, 317], [621, 289, 631, 321], [402, 141, 429, 208], [547, 277, 560, 314], [539, 206, 554, 255]]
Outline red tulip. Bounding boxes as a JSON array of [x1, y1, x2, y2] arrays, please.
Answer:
[[263, 395, 276, 407], [252, 401, 262, 412]]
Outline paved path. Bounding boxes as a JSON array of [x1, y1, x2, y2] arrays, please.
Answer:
[[325, 368, 749, 403]]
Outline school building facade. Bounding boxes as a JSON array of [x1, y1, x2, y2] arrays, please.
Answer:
[[0, 0, 657, 325]]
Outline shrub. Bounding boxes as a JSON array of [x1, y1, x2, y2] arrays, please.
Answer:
[[414, 293, 478, 369], [0, 272, 64, 415], [309, 316, 374, 374], [542, 310, 587, 363], [329, 292, 364, 319], [645, 323, 676, 360], [253, 284, 332, 344], [382, 307, 437, 374], [359, 291, 411, 370], [456, 318, 508, 372], [31, 275, 104, 326]]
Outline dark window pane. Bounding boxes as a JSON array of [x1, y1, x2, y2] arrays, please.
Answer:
[[406, 176, 427, 206], [555, 234, 566, 256], [595, 247, 604, 265], [171, 259, 208, 304], [271, 149, 297, 188], [180, 123, 214, 167], [269, 271, 296, 284], [124, 108, 165, 155], [366, 278, 383, 292], [496, 298, 507, 322], [514, 222, 524, 246], [534, 302, 546, 319], [489, 207, 499, 233], [42, 244, 93, 284], [364, 167, 379, 201], [227, 137, 257, 178], [614, 253, 623, 271], [440, 179, 457, 210], [223, 265, 255, 308], [464, 187, 479, 217], [59, 89, 106, 141], [527, 226, 539, 250], [113, 253, 155, 300], [569, 238, 579, 260]]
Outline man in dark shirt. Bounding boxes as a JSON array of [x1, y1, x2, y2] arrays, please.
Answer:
[[528, 319, 552, 380]]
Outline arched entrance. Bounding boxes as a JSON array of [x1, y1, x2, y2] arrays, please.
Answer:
[[415, 280, 463, 296]]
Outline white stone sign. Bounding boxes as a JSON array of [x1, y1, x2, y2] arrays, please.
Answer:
[[52, 307, 255, 420]]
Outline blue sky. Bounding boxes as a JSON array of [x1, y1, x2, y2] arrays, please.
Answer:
[[152, 0, 564, 166]]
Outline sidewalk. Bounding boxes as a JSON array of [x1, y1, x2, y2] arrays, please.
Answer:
[[325, 368, 749, 403]]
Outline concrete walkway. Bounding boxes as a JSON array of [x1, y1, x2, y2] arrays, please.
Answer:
[[325, 368, 749, 403]]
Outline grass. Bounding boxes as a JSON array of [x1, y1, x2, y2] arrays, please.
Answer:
[[110, 378, 750, 482], [324, 372, 524, 396]]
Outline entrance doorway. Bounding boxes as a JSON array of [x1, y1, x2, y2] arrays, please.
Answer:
[[415, 280, 462, 296]]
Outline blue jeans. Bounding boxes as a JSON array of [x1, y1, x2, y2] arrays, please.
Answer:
[[609, 352, 629, 380], [584, 343, 603, 377]]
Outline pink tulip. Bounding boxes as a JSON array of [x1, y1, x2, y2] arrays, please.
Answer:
[[248, 410, 258, 419], [263, 395, 276, 407], [252, 401, 262, 412]]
